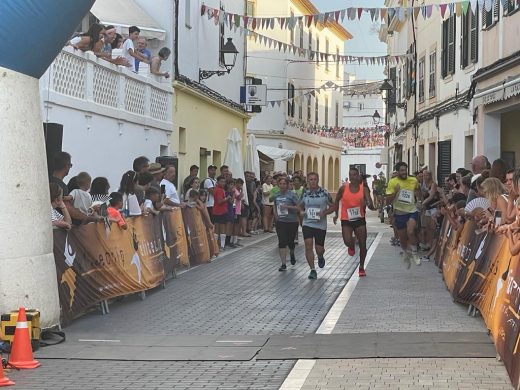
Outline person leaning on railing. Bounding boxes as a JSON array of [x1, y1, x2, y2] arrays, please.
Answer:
[[150, 47, 171, 79]]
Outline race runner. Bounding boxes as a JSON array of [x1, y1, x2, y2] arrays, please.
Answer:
[[386, 162, 423, 268], [273, 177, 300, 271], [299, 172, 336, 280], [333, 167, 376, 277]]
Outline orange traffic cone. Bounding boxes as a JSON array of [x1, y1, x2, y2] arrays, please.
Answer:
[[8, 307, 41, 369], [0, 355, 14, 386]]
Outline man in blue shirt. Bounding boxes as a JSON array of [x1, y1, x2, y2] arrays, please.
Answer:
[[135, 37, 152, 73]]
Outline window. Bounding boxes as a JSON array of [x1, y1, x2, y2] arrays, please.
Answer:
[[246, 0, 255, 16], [429, 51, 437, 98], [307, 95, 312, 122], [336, 47, 340, 78], [344, 101, 351, 111], [506, 0, 520, 14], [308, 31, 313, 59], [298, 93, 303, 121], [441, 15, 456, 78], [315, 97, 319, 124], [219, 4, 225, 66], [325, 38, 330, 71], [397, 68, 402, 102], [299, 20, 304, 49], [290, 11, 295, 45], [462, 7, 478, 68], [358, 103, 364, 111], [335, 101, 339, 127], [418, 57, 425, 103], [483, 0, 499, 29], [287, 83, 295, 118], [316, 35, 320, 66], [324, 96, 329, 127], [185, 0, 191, 28], [179, 127, 187, 154]]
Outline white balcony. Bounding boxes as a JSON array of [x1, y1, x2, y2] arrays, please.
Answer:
[[40, 47, 173, 131]]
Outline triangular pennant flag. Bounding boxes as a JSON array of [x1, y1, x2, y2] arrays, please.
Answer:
[[470, 0, 478, 12], [234, 14, 240, 27], [276, 101, 281, 107], [340, 9, 346, 22], [200, 4, 206, 16], [421, 5, 427, 19], [252, 18, 257, 29], [448, 3, 455, 16], [381, 8, 387, 21], [324, 12, 330, 24], [335, 10, 340, 23], [485, 0, 492, 12], [270, 101, 275, 108], [318, 13, 325, 24], [307, 15, 313, 27], [278, 41, 282, 51], [357, 8, 363, 20], [270, 18, 275, 30], [280, 17, 286, 29], [439, 4, 447, 18], [414, 7, 420, 20], [370, 8, 376, 21], [348, 8, 356, 20]]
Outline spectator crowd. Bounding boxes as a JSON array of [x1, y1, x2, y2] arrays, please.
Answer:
[[67, 23, 171, 79], [48, 151, 314, 254]]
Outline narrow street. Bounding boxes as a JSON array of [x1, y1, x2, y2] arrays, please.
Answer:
[[7, 214, 512, 389]]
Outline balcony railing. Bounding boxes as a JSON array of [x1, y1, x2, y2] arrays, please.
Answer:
[[40, 47, 173, 129]]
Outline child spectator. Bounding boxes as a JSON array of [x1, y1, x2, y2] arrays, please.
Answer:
[[107, 192, 127, 230], [69, 172, 93, 215], [150, 47, 171, 79], [119, 170, 142, 217], [143, 187, 161, 216], [122, 26, 151, 73], [213, 175, 232, 251], [50, 182, 72, 230], [232, 179, 244, 246]]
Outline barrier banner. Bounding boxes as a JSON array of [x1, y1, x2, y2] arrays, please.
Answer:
[[182, 207, 211, 265], [162, 209, 189, 268], [53, 215, 167, 323], [437, 217, 520, 388]]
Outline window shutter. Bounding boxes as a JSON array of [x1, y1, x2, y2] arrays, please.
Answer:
[[448, 16, 456, 74], [441, 20, 448, 77], [437, 140, 452, 185], [389, 68, 397, 113], [461, 12, 469, 68], [493, 0, 500, 22], [470, 8, 478, 63]]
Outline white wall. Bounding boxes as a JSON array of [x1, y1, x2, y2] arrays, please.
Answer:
[[341, 149, 384, 183]]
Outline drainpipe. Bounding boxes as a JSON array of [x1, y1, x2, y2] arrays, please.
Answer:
[[174, 0, 180, 80], [411, 0, 419, 171]]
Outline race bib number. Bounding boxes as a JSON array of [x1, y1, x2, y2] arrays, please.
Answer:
[[277, 203, 288, 216], [397, 189, 413, 204], [306, 207, 320, 221], [347, 207, 361, 220]]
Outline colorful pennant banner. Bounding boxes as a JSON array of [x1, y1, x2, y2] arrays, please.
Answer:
[[201, 0, 491, 30]]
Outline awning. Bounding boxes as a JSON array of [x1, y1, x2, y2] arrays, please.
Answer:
[[91, 0, 166, 40], [257, 145, 296, 162], [473, 76, 520, 107]]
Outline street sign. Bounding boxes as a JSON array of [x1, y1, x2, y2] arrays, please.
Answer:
[[240, 84, 267, 106]]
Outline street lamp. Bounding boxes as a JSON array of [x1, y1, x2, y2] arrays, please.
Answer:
[[372, 110, 381, 125], [379, 79, 406, 109], [199, 38, 239, 82]]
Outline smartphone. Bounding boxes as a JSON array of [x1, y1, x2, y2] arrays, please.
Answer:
[[160, 184, 166, 195], [494, 210, 502, 226]]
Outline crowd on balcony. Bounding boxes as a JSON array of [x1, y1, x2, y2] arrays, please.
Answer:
[[285, 119, 387, 148], [67, 23, 171, 79]]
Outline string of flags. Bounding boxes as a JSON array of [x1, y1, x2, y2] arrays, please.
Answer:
[[202, 0, 506, 28], [265, 80, 382, 107], [201, 7, 412, 66]]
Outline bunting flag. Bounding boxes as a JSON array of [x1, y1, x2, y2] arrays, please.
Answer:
[[202, 0, 498, 29], [265, 80, 384, 106]]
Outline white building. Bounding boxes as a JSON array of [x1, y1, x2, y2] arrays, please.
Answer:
[[380, 0, 481, 182], [41, 0, 173, 188], [341, 74, 386, 182], [246, 0, 351, 191]]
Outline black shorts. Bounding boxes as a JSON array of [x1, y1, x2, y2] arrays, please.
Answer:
[[276, 221, 299, 249], [341, 218, 366, 230], [213, 214, 228, 224], [302, 226, 326, 247]]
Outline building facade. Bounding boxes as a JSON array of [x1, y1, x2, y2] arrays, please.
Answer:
[[471, 0, 520, 168], [173, 0, 249, 182], [341, 74, 386, 182], [246, 0, 350, 191], [380, 0, 482, 182]]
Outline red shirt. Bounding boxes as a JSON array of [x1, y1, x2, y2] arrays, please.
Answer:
[[212, 187, 227, 215], [107, 207, 126, 228]]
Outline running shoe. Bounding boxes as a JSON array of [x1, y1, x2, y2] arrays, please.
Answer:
[[279, 264, 287, 272], [412, 252, 421, 266], [318, 255, 326, 268], [358, 268, 366, 277], [290, 250, 296, 265], [228, 243, 238, 249], [308, 269, 317, 279], [420, 256, 430, 262], [403, 252, 411, 269], [348, 246, 355, 256]]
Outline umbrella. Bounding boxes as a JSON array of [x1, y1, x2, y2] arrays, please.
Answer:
[[223, 128, 248, 205], [245, 134, 260, 179]]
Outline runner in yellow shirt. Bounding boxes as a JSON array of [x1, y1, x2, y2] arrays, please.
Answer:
[[386, 162, 423, 268]]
